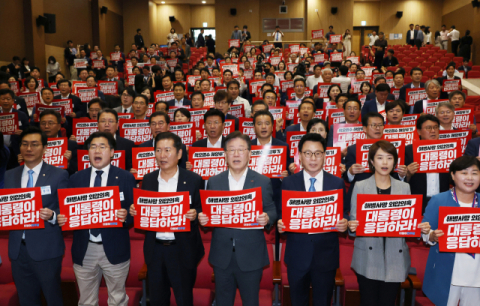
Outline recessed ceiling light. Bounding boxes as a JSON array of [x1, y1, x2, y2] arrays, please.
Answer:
[[161, 1, 165, 3], [202, 1, 206, 3]]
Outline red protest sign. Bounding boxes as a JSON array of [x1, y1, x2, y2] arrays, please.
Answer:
[[282, 189, 343, 233], [262, 44, 274, 54], [118, 113, 133, 120], [249, 80, 266, 94], [286, 100, 301, 120], [330, 52, 343, 62], [169, 122, 195, 146], [203, 91, 216, 108], [438, 207, 480, 253], [200, 187, 263, 228], [189, 108, 209, 128], [452, 108, 474, 129], [287, 131, 306, 158], [34, 105, 65, 122], [228, 104, 245, 118], [97, 81, 118, 95], [329, 35, 342, 44], [118, 119, 152, 145], [422, 99, 449, 115], [355, 194, 423, 237], [72, 81, 87, 94], [0, 112, 18, 135], [167, 105, 190, 121], [287, 63, 298, 72], [43, 137, 68, 169], [269, 107, 286, 129], [294, 109, 325, 124], [412, 139, 462, 173], [92, 60, 105, 69], [238, 118, 256, 140], [198, 119, 234, 139], [133, 189, 190, 232], [442, 79, 461, 93], [58, 186, 123, 231], [361, 67, 376, 77], [154, 90, 174, 102], [52, 99, 73, 116], [77, 150, 126, 170], [269, 56, 282, 66], [356, 139, 405, 173], [350, 79, 364, 94], [77, 88, 98, 103], [327, 109, 345, 127], [0, 188, 44, 230], [249, 145, 287, 178], [188, 147, 226, 179], [311, 29, 324, 39], [439, 129, 472, 155], [358, 95, 367, 107], [280, 80, 294, 93], [332, 123, 366, 151], [317, 83, 339, 99], [72, 118, 98, 145], [400, 114, 419, 127], [347, 56, 360, 64], [405, 88, 427, 106], [126, 74, 135, 86], [110, 52, 122, 61], [382, 125, 419, 145], [314, 53, 326, 63], [132, 147, 159, 180], [228, 39, 240, 48], [9, 81, 20, 95], [220, 63, 240, 77], [187, 75, 201, 87], [18, 92, 40, 109], [391, 88, 400, 100], [324, 147, 342, 177], [74, 59, 88, 68]]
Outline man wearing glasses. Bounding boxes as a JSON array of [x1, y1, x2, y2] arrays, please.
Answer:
[[292, 79, 308, 102], [198, 131, 276, 305], [113, 87, 135, 114], [277, 133, 348, 306]]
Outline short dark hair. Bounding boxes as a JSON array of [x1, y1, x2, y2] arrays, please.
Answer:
[[374, 76, 386, 85], [41, 87, 54, 95], [85, 131, 116, 150], [298, 133, 326, 153], [154, 132, 182, 153], [122, 87, 136, 98], [385, 100, 405, 114], [173, 82, 185, 91], [223, 69, 233, 76], [135, 94, 149, 105], [191, 91, 204, 101], [375, 83, 391, 93], [307, 118, 329, 135], [214, 90, 231, 104], [137, 28, 141, 32], [410, 67, 423, 76], [24, 76, 38, 89], [88, 98, 106, 109], [263, 89, 277, 100], [154, 101, 169, 112], [39, 109, 61, 123], [294, 78, 306, 87], [0, 89, 15, 99], [174, 108, 191, 121], [98, 108, 119, 123], [394, 72, 404, 78], [223, 131, 251, 151], [362, 112, 384, 127], [449, 90, 466, 101], [417, 114, 439, 131], [298, 99, 315, 112], [149, 111, 170, 125], [20, 126, 48, 147], [253, 110, 274, 125], [253, 100, 269, 111], [57, 79, 71, 88], [449, 156, 480, 183], [227, 80, 240, 89], [343, 98, 361, 110], [336, 93, 349, 104], [339, 65, 348, 76], [368, 140, 398, 173], [204, 109, 225, 123]]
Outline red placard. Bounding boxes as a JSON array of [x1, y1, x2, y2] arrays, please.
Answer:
[[0, 188, 44, 230], [438, 206, 480, 253], [110, 52, 122, 61], [382, 125, 419, 145], [350, 79, 364, 94], [239, 118, 256, 140], [118, 113, 133, 120], [356, 139, 405, 173], [77, 88, 98, 103], [262, 44, 275, 54], [332, 123, 366, 151], [198, 119, 234, 138], [34, 104, 65, 122], [0, 112, 18, 135], [287, 63, 298, 72], [243, 44, 255, 53], [228, 104, 245, 118], [442, 79, 461, 93], [311, 29, 324, 39], [269, 107, 286, 129], [280, 80, 294, 93], [250, 80, 266, 94], [72, 118, 98, 145], [92, 60, 105, 69], [132, 147, 159, 180], [400, 114, 419, 126], [314, 53, 326, 63], [203, 91, 216, 108], [154, 90, 174, 102], [327, 109, 346, 126], [329, 35, 342, 44], [169, 122, 195, 146], [228, 39, 240, 48], [324, 147, 342, 178], [286, 100, 301, 120], [422, 99, 449, 115], [358, 95, 367, 107], [405, 88, 427, 106], [189, 108, 209, 128], [286, 131, 306, 158], [452, 108, 474, 129], [361, 67, 376, 77], [347, 56, 360, 64], [289, 44, 300, 54], [187, 75, 201, 87], [9, 81, 20, 95], [317, 82, 339, 99], [77, 150, 126, 170], [269, 56, 282, 66], [126, 74, 135, 86], [133, 189, 190, 232], [43, 137, 68, 169], [282, 189, 343, 233], [249, 145, 286, 178], [294, 109, 325, 124], [188, 147, 227, 179], [386, 78, 394, 88], [355, 194, 423, 237], [52, 99, 73, 116], [200, 187, 263, 228], [412, 139, 462, 173], [439, 129, 472, 155], [391, 88, 400, 100], [18, 92, 40, 109], [220, 63, 240, 77], [118, 119, 152, 145], [74, 59, 88, 68], [330, 52, 343, 62], [58, 186, 123, 231], [72, 81, 87, 94], [97, 81, 118, 95]]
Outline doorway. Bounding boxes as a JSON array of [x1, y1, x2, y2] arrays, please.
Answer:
[[191, 28, 216, 44], [352, 26, 380, 56]]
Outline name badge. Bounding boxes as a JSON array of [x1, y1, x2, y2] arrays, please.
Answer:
[[41, 186, 51, 195], [120, 192, 124, 201]]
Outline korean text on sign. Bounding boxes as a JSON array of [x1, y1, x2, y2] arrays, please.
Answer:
[[169, 122, 195, 146], [287, 131, 306, 158], [200, 187, 263, 229], [73, 119, 98, 145], [332, 124, 366, 151], [189, 147, 227, 179], [43, 137, 68, 169], [406, 88, 427, 106], [0, 188, 44, 230], [58, 187, 122, 231], [355, 194, 423, 237], [119, 119, 152, 145], [438, 207, 480, 253], [282, 189, 343, 233], [132, 147, 159, 180], [133, 189, 190, 232], [77, 88, 98, 103], [356, 139, 405, 173], [382, 125, 419, 145], [0, 113, 18, 135], [452, 108, 473, 129], [412, 139, 462, 173], [249, 146, 286, 178], [439, 130, 472, 155]]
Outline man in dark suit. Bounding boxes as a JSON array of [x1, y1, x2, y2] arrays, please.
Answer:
[[436, 74, 462, 100], [365, 77, 396, 101], [6, 126, 69, 306], [214, 90, 239, 130], [285, 98, 316, 133], [412, 79, 441, 114], [458, 58, 472, 77], [190, 109, 226, 150], [54, 79, 87, 119], [0, 81, 28, 117], [58, 132, 135, 306], [198, 131, 277, 305], [406, 24, 417, 47], [130, 132, 205, 306], [167, 83, 191, 107], [196, 29, 205, 48], [402, 115, 450, 213], [7, 56, 22, 79], [327, 98, 362, 148], [135, 28, 145, 49], [104, 66, 125, 109], [242, 25, 251, 42], [278, 133, 348, 306], [361, 83, 391, 117], [398, 68, 425, 106]]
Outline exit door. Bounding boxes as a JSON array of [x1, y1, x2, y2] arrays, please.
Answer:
[[352, 26, 379, 57]]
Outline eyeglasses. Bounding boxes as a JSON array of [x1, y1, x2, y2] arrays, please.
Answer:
[[225, 148, 249, 155], [88, 145, 110, 151], [99, 120, 116, 125], [438, 111, 453, 115], [21, 142, 42, 149], [369, 124, 384, 129], [301, 151, 324, 159], [423, 125, 439, 131], [151, 121, 166, 127], [40, 121, 59, 127]]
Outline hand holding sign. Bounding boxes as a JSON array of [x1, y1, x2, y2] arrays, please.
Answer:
[[198, 212, 208, 226], [429, 229, 444, 242]]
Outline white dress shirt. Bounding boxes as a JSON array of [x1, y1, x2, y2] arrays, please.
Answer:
[[303, 170, 324, 192], [228, 168, 248, 191], [156, 167, 179, 240], [121, 106, 132, 113], [440, 30, 449, 41], [426, 173, 440, 198], [332, 76, 351, 94], [410, 30, 415, 40], [207, 137, 222, 148], [369, 35, 379, 46], [174, 98, 184, 107], [306, 75, 324, 91], [272, 31, 283, 42], [299, 123, 306, 132], [88, 164, 111, 242], [447, 29, 460, 41], [232, 96, 252, 118], [376, 98, 386, 113]]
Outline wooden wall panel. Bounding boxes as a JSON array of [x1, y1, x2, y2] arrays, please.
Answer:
[[105, 12, 124, 54], [306, 0, 354, 42], [353, 2, 380, 27], [156, 4, 191, 45], [45, 45, 66, 78], [259, 0, 306, 41], [123, 0, 150, 51], [191, 5, 215, 28], [442, 4, 476, 60], [443, 0, 471, 15], [0, 1, 25, 62]]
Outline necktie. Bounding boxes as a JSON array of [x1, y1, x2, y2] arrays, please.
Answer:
[[308, 178, 316, 192], [27, 170, 34, 188], [91, 170, 104, 237], [124, 109, 127, 113]]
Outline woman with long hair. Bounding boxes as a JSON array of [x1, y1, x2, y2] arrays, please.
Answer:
[[343, 29, 352, 57]]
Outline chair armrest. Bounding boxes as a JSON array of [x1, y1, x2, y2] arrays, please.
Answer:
[[138, 263, 148, 281], [273, 261, 282, 284], [408, 274, 422, 290], [335, 268, 344, 286]]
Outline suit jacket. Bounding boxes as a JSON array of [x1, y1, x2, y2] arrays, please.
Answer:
[[113, 105, 134, 114], [135, 34, 144, 48], [464, 137, 480, 157], [398, 83, 425, 104], [405, 144, 450, 212], [350, 175, 411, 282], [142, 168, 205, 268], [66, 139, 78, 176], [406, 30, 418, 44], [140, 139, 187, 169], [231, 30, 243, 40], [7, 63, 21, 79], [54, 94, 86, 118], [7, 163, 69, 261], [437, 76, 462, 99], [196, 34, 205, 48], [69, 166, 135, 265], [206, 168, 277, 271], [361, 99, 388, 117], [192, 136, 225, 148], [282, 170, 345, 272], [14, 96, 29, 118], [458, 65, 471, 77], [284, 123, 302, 133], [225, 113, 239, 131], [167, 98, 192, 107], [365, 92, 395, 101], [115, 135, 135, 171]]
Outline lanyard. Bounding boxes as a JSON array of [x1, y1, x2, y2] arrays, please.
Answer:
[[451, 187, 478, 208]]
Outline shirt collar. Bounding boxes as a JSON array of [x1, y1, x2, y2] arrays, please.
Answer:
[[208, 137, 222, 147], [228, 167, 248, 182], [24, 161, 44, 176], [304, 169, 324, 184], [92, 164, 111, 175], [158, 166, 179, 183]]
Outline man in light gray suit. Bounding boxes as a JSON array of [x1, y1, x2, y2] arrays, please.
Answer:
[[230, 25, 243, 40], [198, 131, 277, 306]]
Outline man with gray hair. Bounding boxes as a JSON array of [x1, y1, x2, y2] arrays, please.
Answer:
[[412, 79, 441, 114], [435, 101, 456, 130]]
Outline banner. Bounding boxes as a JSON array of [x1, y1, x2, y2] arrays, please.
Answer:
[[97, 81, 118, 95], [239, 118, 256, 140], [442, 79, 461, 93], [250, 80, 266, 95], [77, 150, 126, 170], [269, 107, 286, 129], [439, 129, 472, 155], [110, 52, 121, 61], [188, 147, 226, 179], [169, 122, 195, 146], [329, 35, 342, 44], [412, 139, 462, 173], [356, 139, 405, 173], [452, 108, 474, 129], [269, 56, 282, 66], [190, 108, 209, 128], [400, 114, 419, 126], [220, 63, 240, 77], [262, 44, 274, 54], [18, 92, 40, 109], [57, 186, 122, 231], [200, 187, 263, 228], [228, 39, 240, 48], [74, 59, 88, 69], [382, 125, 419, 145], [330, 52, 343, 62], [314, 53, 326, 63], [132, 147, 159, 180], [286, 131, 306, 158], [438, 206, 480, 253], [0, 188, 44, 230], [154, 90, 174, 102], [119, 119, 152, 145], [405, 88, 427, 106], [324, 147, 342, 178], [228, 104, 245, 118], [42, 137, 68, 168], [347, 56, 360, 65], [423, 99, 449, 115], [77, 88, 98, 103], [203, 91, 216, 108], [72, 118, 98, 145], [355, 194, 423, 237], [249, 145, 286, 178], [133, 189, 190, 232], [327, 109, 345, 127], [187, 75, 202, 87], [52, 99, 73, 116], [332, 124, 366, 151], [0, 112, 18, 135], [311, 29, 324, 39], [282, 189, 343, 233], [34, 105, 65, 122]]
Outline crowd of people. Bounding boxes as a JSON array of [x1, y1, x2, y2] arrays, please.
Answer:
[[0, 21, 479, 306]]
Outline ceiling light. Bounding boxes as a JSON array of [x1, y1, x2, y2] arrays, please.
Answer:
[[161, 1, 165, 3], [202, 1, 206, 3]]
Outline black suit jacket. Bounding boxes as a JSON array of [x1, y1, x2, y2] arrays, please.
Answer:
[[54, 94, 86, 118], [115, 135, 135, 171], [225, 113, 239, 131], [69, 166, 136, 265], [398, 82, 425, 104], [135, 34, 144, 49], [366, 92, 396, 101], [142, 168, 205, 268], [139, 139, 187, 169], [14, 96, 29, 117], [167, 98, 192, 107], [406, 30, 418, 44], [196, 34, 205, 47]]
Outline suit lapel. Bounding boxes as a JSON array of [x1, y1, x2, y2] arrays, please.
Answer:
[[35, 163, 50, 187], [242, 169, 255, 190], [106, 166, 118, 187], [176, 169, 188, 192], [13, 166, 23, 188]]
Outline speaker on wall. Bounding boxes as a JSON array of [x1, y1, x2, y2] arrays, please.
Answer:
[[331, 7, 338, 14], [100, 6, 108, 14], [169, 16, 176, 22], [44, 13, 56, 33], [472, 0, 480, 8], [230, 8, 237, 16], [396, 11, 403, 18], [36, 15, 48, 27]]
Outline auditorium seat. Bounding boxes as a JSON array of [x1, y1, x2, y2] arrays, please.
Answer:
[[423, 71, 435, 79], [0, 239, 20, 306], [409, 247, 434, 306], [472, 66, 480, 72], [468, 71, 480, 79], [444, 53, 455, 60]]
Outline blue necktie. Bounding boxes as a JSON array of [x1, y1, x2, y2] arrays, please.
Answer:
[[308, 178, 316, 192], [27, 170, 34, 188], [91, 170, 103, 237]]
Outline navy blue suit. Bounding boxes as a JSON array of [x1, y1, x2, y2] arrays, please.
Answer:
[[115, 135, 135, 171], [7, 109, 30, 169], [140, 138, 187, 169], [464, 137, 480, 157], [281, 170, 346, 306], [343, 144, 373, 214], [166, 98, 192, 107], [412, 99, 426, 114], [398, 83, 425, 104], [6, 163, 69, 306], [14, 96, 29, 118], [366, 92, 395, 101], [361, 99, 388, 117], [68, 165, 135, 266]]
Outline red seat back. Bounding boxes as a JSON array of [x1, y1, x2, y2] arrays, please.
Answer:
[[468, 71, 480, 78], [0, 239, 14, 284], [126, 239, 144, 288]]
